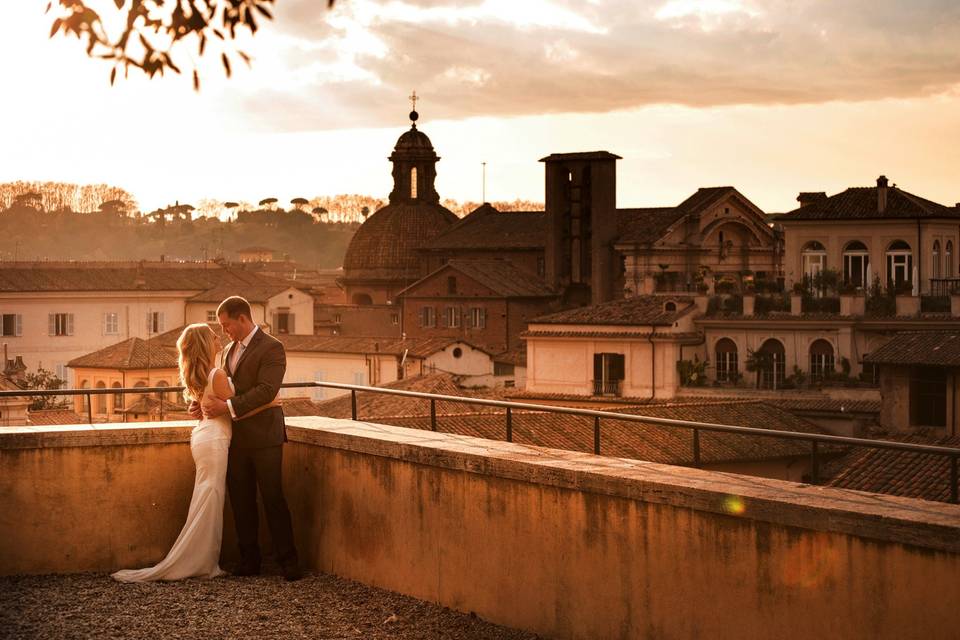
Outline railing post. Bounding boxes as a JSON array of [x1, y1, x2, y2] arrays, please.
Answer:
[[594, 416, 600, 455], [159, 391, 164, 420], [506, 406, 512, 443], [811, 440, 820, 485], [692, 428, 701, 468], [951, 456, 958, 504], [350, 389, 357, 421], [86, 393, 93, 425], [430, 399, 437, 432]]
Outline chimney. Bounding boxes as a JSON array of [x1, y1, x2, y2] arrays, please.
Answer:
[[796, 192, 827, 208], [877, 175, 889, 213]]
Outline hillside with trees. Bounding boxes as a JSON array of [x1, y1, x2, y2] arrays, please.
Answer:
[[0, 182, 543, 266]]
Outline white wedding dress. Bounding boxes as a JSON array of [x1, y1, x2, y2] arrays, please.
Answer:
[[113, 367, 233, 582]]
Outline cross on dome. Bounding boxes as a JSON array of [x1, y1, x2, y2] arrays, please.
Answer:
[[408, 90, 420, 126]]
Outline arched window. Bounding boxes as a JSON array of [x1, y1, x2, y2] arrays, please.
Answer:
[[715, 338, 738, 382], [410, 167, 418, 199], [801, 241, 827, 291], [842, 241, 869, 289], [664, 301, 677, 312], [95, 381, 107, 414], [351, 293, 373, 305], [886, 240, 912, 289], [112, 382, 123, 411], [757, 339, 786, 390], [134, 380, 147, 404], [946, 241, 955, 278], [933, 240, 942, 279], [809, 340, 835, 382]]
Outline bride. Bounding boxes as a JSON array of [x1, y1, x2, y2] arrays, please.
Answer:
[[112, 323, 270, 582]]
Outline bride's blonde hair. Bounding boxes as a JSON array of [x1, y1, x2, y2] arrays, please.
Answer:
[[177, 324, 218, 402]]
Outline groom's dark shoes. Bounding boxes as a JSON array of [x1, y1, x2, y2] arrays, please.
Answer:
[[232, 561, 261, 577], [281, 561, 303, 582]]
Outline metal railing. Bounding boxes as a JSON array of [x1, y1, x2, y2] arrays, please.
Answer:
[[2, 381, 959, 503], [592, 379, 623, 397], [929, 278, 960, 297]]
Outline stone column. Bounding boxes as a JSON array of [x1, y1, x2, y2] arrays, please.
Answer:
[[790, 293, 803, 316]]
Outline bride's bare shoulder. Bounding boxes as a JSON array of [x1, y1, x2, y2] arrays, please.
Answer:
[[211, 368, 234, 399]]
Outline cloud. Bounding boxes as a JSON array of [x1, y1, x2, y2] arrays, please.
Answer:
[[232, 0, 960, 131]]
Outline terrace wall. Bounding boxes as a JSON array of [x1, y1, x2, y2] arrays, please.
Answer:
[[2, 418, 960, 639]]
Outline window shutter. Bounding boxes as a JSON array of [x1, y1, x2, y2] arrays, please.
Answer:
[[593, 353, 603, 381], [15, 314, 22, 337], [158, 312, 165, 333], [102, 313, 108, 336], [146, 312, 152, 334], [67, 314, 75, 336], [271, 313, 277, 333], [49, 314, 56, 336], [479, 309, 486, 329], [289, 313, 295, 334]]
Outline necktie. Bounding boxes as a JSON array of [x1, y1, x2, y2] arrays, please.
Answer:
[[230, 343, 245, 374]]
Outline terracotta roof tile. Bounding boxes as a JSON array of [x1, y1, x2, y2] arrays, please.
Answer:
[[67, 337, 178, 370], [382, 400, 836, 466], [531, 295, 696, 326], [26, 409, 86, 425], [864, 331, 960, 367], [0, 262, 292, 293], [827, 431, 960, 503], [422, 259, 554, 298], [422, 205, 546, 250], [779, 186, 959, 221]]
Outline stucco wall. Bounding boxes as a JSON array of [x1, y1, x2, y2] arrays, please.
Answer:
[[3, 420, 960, 639]]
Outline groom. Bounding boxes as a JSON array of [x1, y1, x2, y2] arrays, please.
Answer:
[[198, 295, 301, 581]]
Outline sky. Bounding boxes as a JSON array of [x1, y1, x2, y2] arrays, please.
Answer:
[[2, 0, 959, 214]]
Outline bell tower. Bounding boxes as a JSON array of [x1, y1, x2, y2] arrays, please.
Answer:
[[389, 92, 441, 205]]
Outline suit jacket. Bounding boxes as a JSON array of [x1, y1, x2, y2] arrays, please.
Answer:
[[221, 328, 287, 449]]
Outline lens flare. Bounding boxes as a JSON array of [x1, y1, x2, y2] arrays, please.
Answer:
[[723, 495, 746, 515]]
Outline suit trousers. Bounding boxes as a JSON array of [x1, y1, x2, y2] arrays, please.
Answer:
[[226, 444, 298, 568]]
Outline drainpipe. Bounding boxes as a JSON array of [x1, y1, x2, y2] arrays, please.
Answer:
[[917, 217, 922, 294], [647, 325, 657, 400]]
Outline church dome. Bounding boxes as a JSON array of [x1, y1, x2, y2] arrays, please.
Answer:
[[343, 202, 458, 281], [394, 127, 434, 153]]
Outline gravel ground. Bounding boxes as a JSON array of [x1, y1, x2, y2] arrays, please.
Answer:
[[0, 571, 542, 640]]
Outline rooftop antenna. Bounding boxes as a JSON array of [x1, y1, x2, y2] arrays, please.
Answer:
[[482, 162, 487, 203]]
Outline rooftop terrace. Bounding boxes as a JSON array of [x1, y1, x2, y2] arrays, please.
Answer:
[[3, 417, 960, 639]]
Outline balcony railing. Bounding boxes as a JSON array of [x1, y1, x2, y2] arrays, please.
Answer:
[[592, 379, 623, 397], [3, 381, 959, 501], [929, 278, 960, 297]]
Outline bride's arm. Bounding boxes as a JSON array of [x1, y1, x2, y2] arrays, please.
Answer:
[[211, 369, 235, 401]]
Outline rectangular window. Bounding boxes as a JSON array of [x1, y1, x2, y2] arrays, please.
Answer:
[[334, 313, 342, 324], [49, 313, 74, 336], [420, 307, 436, 328], [494, 362, 515, 376], [275, 311, 293, 334], [0, 313, 22, 336], [910, 367, 947, 427], [103, 312, 119, 335], [447, 276, 457, 294], [390, 313, 399, 325], [145, 311, 164, 335], [469, 307, 486, 329], [593, 353, 625, 396], [206, 310, 217, 322], [716, 351, 738, 382], [537, 256, 546, 277], [445, 306, 460, 328]]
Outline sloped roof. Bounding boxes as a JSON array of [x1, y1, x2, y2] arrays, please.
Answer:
[[779, 186, 959, 221], [383, 400, 836, 466], [26, 409, 86, 425], [422, 205, 546, 250], [313, 372, 505, 419], [0, 262, 292, 293], [67, 337, 178, 370], [530, 295, 695, 326], [279, 335, 458, 359], [400, 259, 555, 299], [188, 284, 290, 303], [615, 187, 740, 245], [864, 331, 960, 367], [827, 432, 960, 503]]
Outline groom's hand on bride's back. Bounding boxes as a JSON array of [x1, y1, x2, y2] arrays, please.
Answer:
[[188, 400, 202, 420]]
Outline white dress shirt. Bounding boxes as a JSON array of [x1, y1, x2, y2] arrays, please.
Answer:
[[226, 325, 259, 419]]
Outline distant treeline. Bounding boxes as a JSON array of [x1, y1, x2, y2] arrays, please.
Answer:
[[0, 181, 544, 266]]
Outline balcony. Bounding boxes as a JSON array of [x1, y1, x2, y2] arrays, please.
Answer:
[[592, 379, 623, 397], [3, 417, 960, 639]]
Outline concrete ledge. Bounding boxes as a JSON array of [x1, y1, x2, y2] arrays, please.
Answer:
[[0, 421, 193, 449], [285, 418, 960, 554]]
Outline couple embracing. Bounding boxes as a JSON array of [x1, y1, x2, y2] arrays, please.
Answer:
[[113, 296, 301, 583]]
